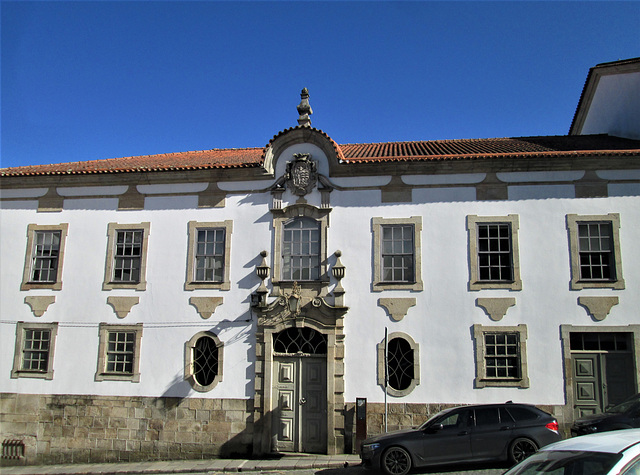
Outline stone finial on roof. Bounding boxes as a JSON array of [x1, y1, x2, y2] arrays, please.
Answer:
[[297, 88, 313, 127]]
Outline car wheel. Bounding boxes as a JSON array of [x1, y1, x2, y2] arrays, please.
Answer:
[[382, 446, 412, 475], [509, 437, 538, 464]]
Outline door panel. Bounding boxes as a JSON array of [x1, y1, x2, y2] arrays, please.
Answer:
[[275, 359, 297, 452], [273, 356, 327, 453], [605, 353, 635, 407], [470, 407, 512, 459], [301, 358, 327, 453], [419, 409, 472, 465], [573, 354, 602, 418]]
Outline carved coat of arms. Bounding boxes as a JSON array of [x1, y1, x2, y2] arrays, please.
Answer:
[[286, 153, 317, 196]]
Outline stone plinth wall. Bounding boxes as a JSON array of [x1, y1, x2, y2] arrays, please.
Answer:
[[0, 393, 254, 466]]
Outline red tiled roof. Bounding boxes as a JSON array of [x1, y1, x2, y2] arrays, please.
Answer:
[[1, 134, 639, 177]]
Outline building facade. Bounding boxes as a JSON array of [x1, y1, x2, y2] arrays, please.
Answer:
[[1, 60, 640, 465]]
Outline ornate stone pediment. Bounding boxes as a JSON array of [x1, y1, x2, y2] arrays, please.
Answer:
[[255, 282, 348, 329]]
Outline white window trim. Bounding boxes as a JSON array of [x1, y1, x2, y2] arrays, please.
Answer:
[[467, 215, 522, 291], [473, 324, 529, 388], [103, 222, 150, 291], [185, 331, 224, 392], [95, 323, 143, 382], [21, 223, 69, 291], [11, 322, 59, 380], [566, 213, 624, 290], [372, 216, 423, 292], [185, 220, 232, 291]]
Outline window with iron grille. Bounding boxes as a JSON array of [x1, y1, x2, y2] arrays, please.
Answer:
[[273, 328, 327, 355], [113, 230, 143, 283], [577, 222, 615, 281], [387, 337, 414, 391], [185, 331, 224, 392], [21, 224, 69, 291], [477, 223, 513, 282], [467, 215, 521, 291], [382, 225, 415, 283], [282, 217, 320, 281], [377, 332, 420, 397], [11, 322, 58, 380], [96, 324, 142, 382], [103, 223, 150, 291], [473, 324, 529, 388]]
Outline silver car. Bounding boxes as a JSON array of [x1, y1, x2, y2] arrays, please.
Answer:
[[505, 429, 640, 475]]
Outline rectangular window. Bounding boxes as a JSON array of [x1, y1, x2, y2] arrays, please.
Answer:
[[282, 217, 320, 281], [467, 215, 521, 291], [31, 231, 61, 282], [21, 224, 69, 291], [103, 222, 150, 291], [195, 228, 225, 282], [484, 332, 520, 379], [566, 214, 624, 290], [577, 222, 614, 281], [372, 217, 423, 292], [113, 230, 143, 282], [473, 324, 529, 388], [96, 323, 142, 382], [106, 331, 136, 375], [477, 223, 513, 282], [11, 322, 58, 380], [381, 225, 415, 283], [185, 221, 232, 290]]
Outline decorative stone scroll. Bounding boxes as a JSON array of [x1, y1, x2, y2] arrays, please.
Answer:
[[107, 296, 140, 319], [476, 298, 516, 321], [378, 298, 416, 322], [189, 297, 224, 320], [578, 296, 619, 321], [24, 296, 56, 317]]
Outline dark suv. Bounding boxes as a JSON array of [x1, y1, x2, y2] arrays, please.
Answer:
[[360, 402, 561, 475], [571, 393, 640, 436]]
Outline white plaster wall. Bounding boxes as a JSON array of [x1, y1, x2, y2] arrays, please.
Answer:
[[1, 162, 639, 409], [580, 72, 640, 140]]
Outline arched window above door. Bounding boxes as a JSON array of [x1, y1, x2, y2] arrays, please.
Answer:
[[273, 327, 327, 355]]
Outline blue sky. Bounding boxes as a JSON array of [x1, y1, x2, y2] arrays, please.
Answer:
[[2, 1, 639, 168]]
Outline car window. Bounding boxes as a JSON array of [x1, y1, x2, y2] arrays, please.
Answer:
[[438, 410, 467, 429], [507, 406, 540, 421], [622, 457, 640, 475], [501, 407, 515, 423], [474, 408, 500, 426], [505, 450, 623, 475]]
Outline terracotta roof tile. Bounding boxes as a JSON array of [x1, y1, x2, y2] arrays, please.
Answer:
[[1, 134, 638, 177]]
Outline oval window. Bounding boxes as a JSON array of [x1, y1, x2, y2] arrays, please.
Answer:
[[193, 336, 219, 387]]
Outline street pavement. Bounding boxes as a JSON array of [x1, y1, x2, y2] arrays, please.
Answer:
[[0, 454, 507, 475]]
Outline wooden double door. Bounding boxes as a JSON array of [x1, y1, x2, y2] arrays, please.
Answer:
[[273, 355, 327, 453], [573, 351, 635, 418]]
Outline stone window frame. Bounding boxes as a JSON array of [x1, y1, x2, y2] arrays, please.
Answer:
[[271, 204, 330, 287], [102, 222, 151, 291], [185, 220, 233, 291], [377, 332, 420, 397], [467, 215, 522, 291], [95, 323, 143, 382], [372, 216, 423, 292], [473, 324, 529, 388], [21, 223, 69, 291], [11, 322, 59, 380], [184, 331, 224, 392], [566, 213, 624, 290]]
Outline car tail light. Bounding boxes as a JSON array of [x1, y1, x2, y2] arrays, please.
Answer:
[[546, 421, 559, 432]]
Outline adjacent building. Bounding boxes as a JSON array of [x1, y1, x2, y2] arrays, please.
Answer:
[[1, 58, 639, 465]]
